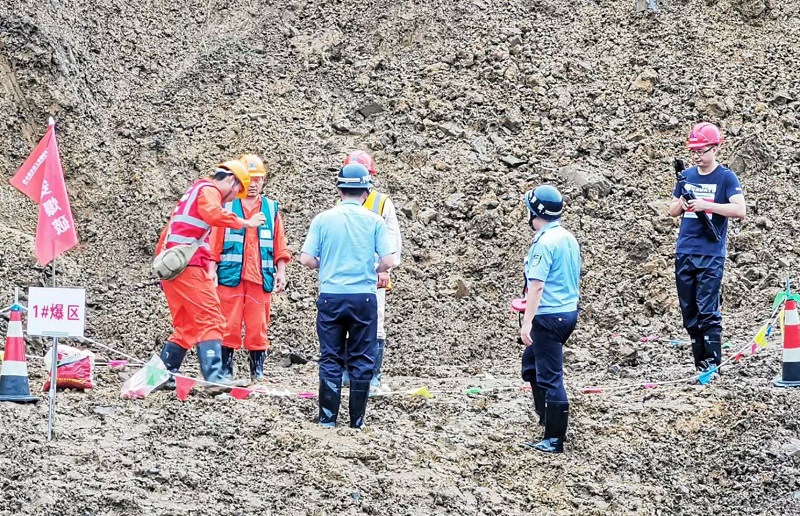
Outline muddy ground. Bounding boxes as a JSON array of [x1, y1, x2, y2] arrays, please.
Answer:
[[1, 0, 799, 514]]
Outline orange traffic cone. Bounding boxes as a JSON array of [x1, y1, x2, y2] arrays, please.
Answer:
[[775, 299, 800, 388], [0, 306, 39, 403]]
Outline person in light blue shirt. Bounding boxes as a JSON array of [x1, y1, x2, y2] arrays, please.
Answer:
[[518, 184, 581, 454], [300, 163, 395, 429]]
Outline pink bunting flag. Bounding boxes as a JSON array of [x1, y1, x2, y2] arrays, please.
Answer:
[[518, 384, 532, 391], [643, 383, 658, 389], [750, 343, 757, 354], [230, 387, 251, 400], [297, 392, 316, 399], [582, 387, 604, 394], [175, 376, 196, 401], [641, 335, 657, 342]]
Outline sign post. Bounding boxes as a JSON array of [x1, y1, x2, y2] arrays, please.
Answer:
[[27, 286, 86, 440]]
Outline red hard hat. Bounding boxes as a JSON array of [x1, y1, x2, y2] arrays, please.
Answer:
[[344, 150, 376, 176], [686, 123, 723, 149]]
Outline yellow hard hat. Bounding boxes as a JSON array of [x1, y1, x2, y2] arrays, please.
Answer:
[[240, 154, 266, 177], [216, 160, 250, 199]]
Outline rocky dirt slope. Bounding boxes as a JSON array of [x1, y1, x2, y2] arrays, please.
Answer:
[[1, 0, 799, 514]]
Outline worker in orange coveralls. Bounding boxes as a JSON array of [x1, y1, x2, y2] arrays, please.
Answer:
[[210, 154, 292, 384], [155, 160, 266, 390]]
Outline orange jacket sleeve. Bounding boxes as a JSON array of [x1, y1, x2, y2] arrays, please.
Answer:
[[209, 226, 225, 262], [272, 212, 292, 264], [197, 187, 244, 230]]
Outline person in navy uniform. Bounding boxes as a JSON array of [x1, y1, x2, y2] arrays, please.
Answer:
[[519, 185, 581, 454], [299, 163, 396, 429], [668, 123, 746, 374]]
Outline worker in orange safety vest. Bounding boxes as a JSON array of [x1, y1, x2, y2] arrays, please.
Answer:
[[340, 150, 402, 394], [210, 154, 292, 383], [155, 160, 265, 391]]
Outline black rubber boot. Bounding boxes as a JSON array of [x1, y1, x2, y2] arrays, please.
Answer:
[[221, 346, 235, 379], [318, 377, 342, 427], [690, 332, 705, 371], [249, 350, 266, 382], [530, 381, 546, 426], [158, 341, 187, 391], [529, 402, 568, 454], [196, 340, 246, 393], [349, 380, 371, 429]]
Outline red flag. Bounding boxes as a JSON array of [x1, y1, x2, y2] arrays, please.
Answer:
[[174, 376, 196, 401], [230, 387, 251, 400], [10, 120, 79, 265]]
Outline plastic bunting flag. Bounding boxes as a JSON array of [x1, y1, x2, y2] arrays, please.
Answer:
[[643, 383, 658, 389], [754, 325, 769, 348], [230, 387, 251, 400], [733, 352, 746, 362], [697, 367, 717, 385], [146, 364, 165, 388], [583, 387, 604, 394], [462, 387, 482, 395], [407, 386, 434, 398], [750, 342, 757, 354], [297, 392, 316, 399], [174, 376, 196, 401]]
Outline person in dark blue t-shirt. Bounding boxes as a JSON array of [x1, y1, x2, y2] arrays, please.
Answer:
[[668, 123, 746, 374]]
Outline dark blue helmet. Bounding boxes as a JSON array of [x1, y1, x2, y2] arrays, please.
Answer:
[[336, 163, 373, 189], [524, 185, 563, 221]]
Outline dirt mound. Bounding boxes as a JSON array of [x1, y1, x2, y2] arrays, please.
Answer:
[[2, 0, 800, 514]]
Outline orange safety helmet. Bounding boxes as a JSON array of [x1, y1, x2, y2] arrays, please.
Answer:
[[686, 123, 723, 150], [240, 154, 266, 177], [216, 160, 251, 199], [344, 150, 376, 176]]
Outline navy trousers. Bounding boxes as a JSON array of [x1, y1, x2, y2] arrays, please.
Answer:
[[521, 311, 578, 403], [675, 254, 724, 335], [675, 254, 725, 368], [316, 293, 378, 384]]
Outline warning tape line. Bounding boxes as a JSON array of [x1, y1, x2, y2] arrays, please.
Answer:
[[4, 305, 782, 400], [74, 336, 308, 397], [0, 351, 128, 368], [74, 337, 145, 365], [34, 337, 536, 400]]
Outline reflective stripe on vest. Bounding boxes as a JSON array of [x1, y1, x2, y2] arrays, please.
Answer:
[[362, 190, 392, 275], [363, 190, 387, 215], [164, 180, 215, 264], [217, 197, 278, 292]]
